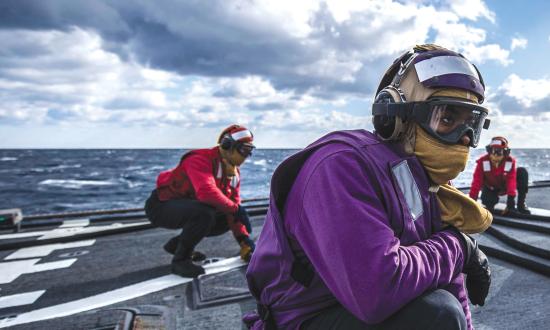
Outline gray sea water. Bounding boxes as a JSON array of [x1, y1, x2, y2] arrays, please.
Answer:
[[0, 148, 549, 215]]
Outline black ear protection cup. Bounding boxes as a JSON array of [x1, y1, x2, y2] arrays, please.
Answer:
[[372, 86, 407, 140], [372, 51, 414, 141], [220, 134, 234, 150]]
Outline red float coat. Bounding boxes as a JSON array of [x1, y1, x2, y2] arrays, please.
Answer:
[[155, 147, 247, 237], [469, 153, 517, 200]]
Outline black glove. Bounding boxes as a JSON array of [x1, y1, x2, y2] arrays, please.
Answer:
[[457, 232, 491, 306], [241, 236, 256, 251], [235, 204, 252, 234]]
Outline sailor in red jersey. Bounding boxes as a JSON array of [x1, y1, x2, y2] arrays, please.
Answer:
[[145, 124, 256, 277], [469, 136, 530, 214]]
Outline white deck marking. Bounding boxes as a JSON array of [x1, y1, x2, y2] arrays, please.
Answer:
[[4, 240, 96, 260], [0, 231, 50, 240], [0, 257, 245, 328], [0, 222, 147, 241], [59, 219, 90, 228], [0, 290, 45, 309], [494, 203, 550, 217], [38, 222, 148, 240], [0, 258, 77, 284]]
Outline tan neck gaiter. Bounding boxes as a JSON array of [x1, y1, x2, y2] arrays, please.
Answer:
[[219, 148, 238, 177], [414, 125, 492, 233]]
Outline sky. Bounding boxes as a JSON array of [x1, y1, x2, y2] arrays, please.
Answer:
[[1, 0, 550, 149]]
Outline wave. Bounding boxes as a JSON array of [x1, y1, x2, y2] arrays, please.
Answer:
[[39, 179, 116, 189], [252, 159, 267, 166], [30, 164, 83, 173], [1, 157, 17, 161], [53, 164, 82, 170]]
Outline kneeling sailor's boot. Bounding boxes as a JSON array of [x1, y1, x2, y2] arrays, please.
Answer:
[[164, 236, 206, 261], [517, 192, 531, 215], [171, 241, 205, 278]]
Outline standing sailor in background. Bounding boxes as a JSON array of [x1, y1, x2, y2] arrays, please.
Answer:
[[145, 124, 256, 278], [244, 45, 492, 330], [469, 136, 530, 214]]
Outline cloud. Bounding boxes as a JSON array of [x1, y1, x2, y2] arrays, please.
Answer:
[[488, 74, 550, 114], [510, 37, 527, 51], [0, 0, 511, 100], [0, 28, 184, 125], [0, 0, 526, 147], [254, 108, 370, 131], [462, 44, 512, 66], [478, 113, 550, 148], [445, 0, 496, 23]]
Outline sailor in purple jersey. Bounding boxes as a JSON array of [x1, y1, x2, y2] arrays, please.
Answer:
[[244, 45, 492, 330]]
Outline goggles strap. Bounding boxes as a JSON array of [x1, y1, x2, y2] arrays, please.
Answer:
[[372, 102, 417, 119]]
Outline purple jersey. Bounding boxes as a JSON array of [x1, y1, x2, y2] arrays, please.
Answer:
[[245, 130, 470, 329]]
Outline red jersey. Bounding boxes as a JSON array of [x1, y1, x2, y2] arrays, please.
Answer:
[[155, 147, 247, 237], [469, 153, 517, 200]]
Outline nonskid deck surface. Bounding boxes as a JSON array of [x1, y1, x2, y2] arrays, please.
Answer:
[[0, 189, 549, 329]]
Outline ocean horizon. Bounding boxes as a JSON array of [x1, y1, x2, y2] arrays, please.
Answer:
[[2, 148, 550, 216]]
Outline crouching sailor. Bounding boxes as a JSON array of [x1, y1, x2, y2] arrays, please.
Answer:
[[244, 45, 492, 330], [145, 124, 256, 278], [469, 136, 531, 214]]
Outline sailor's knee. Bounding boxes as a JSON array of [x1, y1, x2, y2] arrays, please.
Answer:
[[427, 290, 467, 330], [193, 204, 217, 227], [517, 166, 529, 182]]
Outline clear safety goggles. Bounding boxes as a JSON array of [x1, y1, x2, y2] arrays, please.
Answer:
[[414, 98, 490, 148], [372, 98, 490, 147]]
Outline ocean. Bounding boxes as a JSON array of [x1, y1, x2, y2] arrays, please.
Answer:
[[1, 148, 549, 216]]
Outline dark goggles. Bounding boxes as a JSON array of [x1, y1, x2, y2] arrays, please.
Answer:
[[489, 148, 504, 156], [236, 143, 255, 158], [372, 98, 490, 148]]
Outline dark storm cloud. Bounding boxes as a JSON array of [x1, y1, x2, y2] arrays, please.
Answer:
[[246, 101, 286, 111], [0, 0, 131, 40], [0, 0, 384, 98], [492, 93, 550, 116]]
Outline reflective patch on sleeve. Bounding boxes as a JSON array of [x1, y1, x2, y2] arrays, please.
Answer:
[[392, 161, 423, 221], [230, 174, 239, 188], [216, 163, 223, 179], [504, 161, 512, 172], [483, 161, 491, 172]]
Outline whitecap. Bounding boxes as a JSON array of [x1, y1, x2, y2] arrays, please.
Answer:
[[54, 164, 82, 170], [1, 157, 17, 161], [39, 179, 115, 189], [253, 159, 267, 166], [34, 164, 82, 172]]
